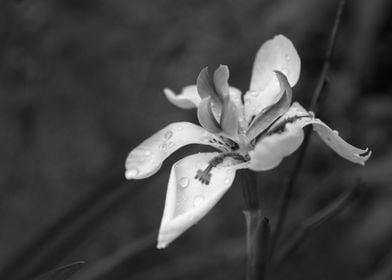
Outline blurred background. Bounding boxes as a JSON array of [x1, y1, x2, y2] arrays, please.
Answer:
[[0, 0, 391, 279]]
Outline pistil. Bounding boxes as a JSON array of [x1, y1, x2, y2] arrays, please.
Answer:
[[195, 152, 248, 185]]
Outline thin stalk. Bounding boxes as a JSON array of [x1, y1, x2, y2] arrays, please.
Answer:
[[241, 170, 270, 280], [270, 0, 347, 254], [274, 184, 358, 264]]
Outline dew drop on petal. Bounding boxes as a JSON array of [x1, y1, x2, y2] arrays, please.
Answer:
[[159, 142, 168, 151], [178, 177, 189, 188], [224, 178, 231, 185], [250, 90, 259, 97], [125, 168, 139, 179], [333, 130, 339, 135], [164, 130, 173, 140], [144, 150, 151, 156], [176, 125, 184, 131], [168, 141, 175, 148], [193, 195, 205, 207]]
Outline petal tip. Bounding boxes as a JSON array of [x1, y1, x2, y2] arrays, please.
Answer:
[[157, 241, 168, 249], [359, 149, 372, 165], [163, 87, 173, 96], [125, 168, 139, 179]]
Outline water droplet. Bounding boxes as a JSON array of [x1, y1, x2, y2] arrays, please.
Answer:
[[178, 177, 189, 188], [250, 90, 259, 97], [285, 54, 290, 60], [159, 142, 168, 151], [176, 125, 184, 131], [193, 195, 205, 207], [125, 168, 139, 179], [333, 130, 339, 135], [168, 141, 175, 148], [224, 178, 231, 185], [144, 150, 151, 156], [164, 130, 173, 139], [151, 160, 159, 168]]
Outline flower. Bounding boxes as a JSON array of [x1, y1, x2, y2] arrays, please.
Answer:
[[125, 35, 371, 249]]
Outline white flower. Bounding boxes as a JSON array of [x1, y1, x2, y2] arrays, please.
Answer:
[[125, 35, 371, 249]]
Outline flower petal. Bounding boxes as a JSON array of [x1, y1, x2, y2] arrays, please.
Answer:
[[220, 96, 239, 137], [246, 71, 292, 140], [248, 123, 304, 171], [196, 67, 222, 105], [228, 86, 247, 130], [213, 65, 230, 99], [157, 152, 246, 248], [125, 122, 225, 180], [267, 102, 371, 165], [164, 86, 201, 109], [244, 35, 301, 122], [197, 97, 222, 134], [300, 118, 372, 165]]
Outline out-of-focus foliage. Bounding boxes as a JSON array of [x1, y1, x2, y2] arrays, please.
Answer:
[[0, 0, 391, 279]]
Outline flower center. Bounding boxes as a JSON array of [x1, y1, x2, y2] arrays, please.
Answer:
[[195, 152, 249, 185]]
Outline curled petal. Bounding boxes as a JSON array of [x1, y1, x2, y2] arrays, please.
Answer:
[[248, 123, 304, 171], [220, 96, 239, 137], [244, 35, 301, 122], [213, 65, 230, 99], [158, 152, 247, 248], [164, 86, 201, 109], [246, 71, 292, 140], [196, 67, 222, 105], [300, 118, 371, 165], [125, 122, 224, 180], [207, 86, 244, 126], [197, 97, 222, 134], [266, 102, 371, 165]]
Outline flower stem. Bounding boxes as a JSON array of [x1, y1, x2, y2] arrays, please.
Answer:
[[241, 170, 270, 280]]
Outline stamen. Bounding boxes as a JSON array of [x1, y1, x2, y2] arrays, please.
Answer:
[[195, 152, 248, 185]]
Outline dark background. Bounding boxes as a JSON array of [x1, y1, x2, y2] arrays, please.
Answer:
[[0, 0, 391, 279]]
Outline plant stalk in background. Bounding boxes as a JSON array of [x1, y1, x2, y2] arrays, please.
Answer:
[[270, 0, 348, 254]]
